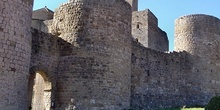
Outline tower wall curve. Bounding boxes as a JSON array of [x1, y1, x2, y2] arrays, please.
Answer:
[[0, 0, 33, 109], [174, 14, 220, 60], [53, 0, 132, 109]]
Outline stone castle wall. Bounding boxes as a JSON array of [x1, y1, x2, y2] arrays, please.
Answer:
[[132, 9, 169, 52], [129, 14, 220, 109], [51, 0, 132, 109], [175, 14, 220, 59], [1, 0, 220, 110], [30, 28, 59, 87], [131, 40, 191, 109], [0, 0, 33, 109], [29, 28, 60, 109], [175, 15, 220, 105], [126, 0, 138, 12]]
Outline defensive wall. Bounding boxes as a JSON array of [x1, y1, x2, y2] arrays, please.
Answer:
[[175, 15, 220, 107], [129, 14, 220, 109], [1, 0, 220, 110]]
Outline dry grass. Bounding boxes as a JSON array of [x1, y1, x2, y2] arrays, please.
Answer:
[[181, 108, 204, 110], [159, 107, 204, 110]]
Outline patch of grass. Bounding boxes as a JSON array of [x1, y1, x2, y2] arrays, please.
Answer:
[[159, 107, 204, 110], [181, 108, 204, 110], [127, 107, 204, 110]]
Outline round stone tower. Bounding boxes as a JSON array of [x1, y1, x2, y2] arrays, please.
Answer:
[[175, 15, 220, 105], [0, 0, 33, 109], [175, 14, 220, 60], [52, 0, 132, 109]]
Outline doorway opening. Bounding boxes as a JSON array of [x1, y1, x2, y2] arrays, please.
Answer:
[[28, 71, 52, 110]]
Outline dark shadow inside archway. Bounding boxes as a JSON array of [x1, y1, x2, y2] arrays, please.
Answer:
[[27, 71, 52, 110]]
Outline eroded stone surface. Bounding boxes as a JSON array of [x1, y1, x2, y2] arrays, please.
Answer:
[[0, 0, 33, 109], [1, 0, 220, 110]]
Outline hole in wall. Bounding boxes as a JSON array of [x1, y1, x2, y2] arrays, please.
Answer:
[[137, 24, 140, 29], [0, 27, 3, 32]]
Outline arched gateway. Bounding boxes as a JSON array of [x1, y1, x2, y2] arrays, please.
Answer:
[[28, 71, 52, 110]]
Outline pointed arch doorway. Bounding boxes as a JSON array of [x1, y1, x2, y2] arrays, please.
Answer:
[[28, 71, 52, 110]]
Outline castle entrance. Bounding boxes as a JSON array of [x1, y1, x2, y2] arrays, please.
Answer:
[[28, 71, 52, 110]]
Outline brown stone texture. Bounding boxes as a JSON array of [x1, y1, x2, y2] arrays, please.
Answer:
[[126, 0, 138, 12], [51, 0, 132, 109], [29, 29, 60, 109], [174, 14, 220, 107], [21, 0, 33, 5], [132, 9, 169, 52], [1, 0, 220, 110], [0, 0, 33, 109], [131, 40, 214, 109], [131, 41, 190, 109], [175, 15, 220, 58]]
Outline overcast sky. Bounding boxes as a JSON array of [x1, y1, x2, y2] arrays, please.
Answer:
[[33, 0, 220, 51]]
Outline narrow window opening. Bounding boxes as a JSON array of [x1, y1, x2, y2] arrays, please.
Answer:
[[147, 70, 150, 76], [137, 24, 140, 29]]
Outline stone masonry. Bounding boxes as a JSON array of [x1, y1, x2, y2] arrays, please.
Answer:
[[132, 9, 169, 51], [31, 6, 54, 33], [0, 0, 220, 110], [0, 0, 33, 109], [126, 0, 138, 12]]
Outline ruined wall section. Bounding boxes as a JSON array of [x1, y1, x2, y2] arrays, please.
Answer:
[[175, 15, 220, 104], [131, 40, 191, 109], [0, 0, 33, 109], [51, 0, 132, 109], [132, 9, 168, 52]]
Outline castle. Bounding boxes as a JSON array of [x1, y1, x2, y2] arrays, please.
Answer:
[[0, 0, 220, 110]]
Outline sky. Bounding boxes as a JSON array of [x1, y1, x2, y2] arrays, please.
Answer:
[[33, 0, 220, 51]]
